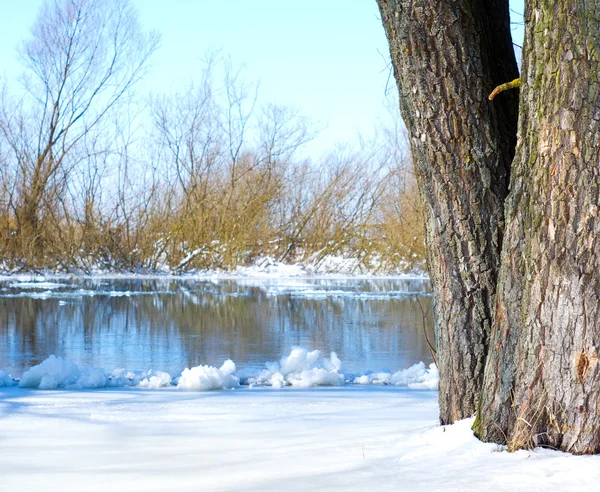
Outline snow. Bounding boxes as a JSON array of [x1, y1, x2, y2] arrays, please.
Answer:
[[18, 355, 107, 390], [391, 361, 439, 390], [246, 348, 344, 388], [8, 281, 64, 289], [0, 254, 428, 281], [138, 370, 173, 389], [0, 369, 16, 387], [351, 362, 438, 389], [5, 350, 437, 391], [1, 386, 599, 491], [2, 354, 600, 490], [176, 359, 239, 390]]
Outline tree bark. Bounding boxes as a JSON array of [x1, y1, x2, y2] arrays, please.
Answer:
[[376, 0, 519, 423], [475, 2, 600, 454]]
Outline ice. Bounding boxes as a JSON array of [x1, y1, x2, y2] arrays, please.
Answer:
[[4, 350, 439, 392], [75, 366, 108, 389], [0, 370, 16, 387], [390, 361, 439, 389], [138, 370, 173, 389], [177, 359, 239, 390], [234, 257, 308, 277], [353, 371, 392, 385], [18, 355, 107, 389], [350, 362, 439, 389], [107, 368, 147, 387], [1, 384, 598, 491], [9, 281, 65, 289], [248, 347, 344, 388]]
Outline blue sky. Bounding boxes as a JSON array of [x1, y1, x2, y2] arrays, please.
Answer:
[[0, 1, 525, 157]]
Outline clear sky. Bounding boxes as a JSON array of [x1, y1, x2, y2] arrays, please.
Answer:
[[0, 1, 525, 157]]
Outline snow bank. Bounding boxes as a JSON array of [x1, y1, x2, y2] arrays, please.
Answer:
[[9, 281, 65, 290], [352, 371, 393, 385], [247, 347, 344, 388], [5, 351, 437, 392], [177, 360, 239, 390], [234, 257, 308, 277], [2, 384, 599, 491], [19, 355, 107, 389], [0, 370, 16, 387], [138, 370, 173, 389], [107, 368, 148, 387], [391, 361, 438, 389], [352, 362, 439, 389], [0, 253, 427, 279]]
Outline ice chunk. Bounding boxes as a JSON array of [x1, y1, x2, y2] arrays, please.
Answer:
[[248, 347, 344, 388], [352, 371, 392, 385], [139, 370, 173, 389], [19, 355, 80, 389], [9, 351, 437, 392], [177, 360, 239, 390], [390, 362, 438, 390], [0, 370, 17, 387], [18, 355, 107, 389], [76, 366, 108, 389]]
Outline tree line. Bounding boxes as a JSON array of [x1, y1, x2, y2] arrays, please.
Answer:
[[0, 0, 423, 273]]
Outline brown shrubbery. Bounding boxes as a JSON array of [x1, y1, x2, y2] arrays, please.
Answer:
[[0, 0, 425, 274]]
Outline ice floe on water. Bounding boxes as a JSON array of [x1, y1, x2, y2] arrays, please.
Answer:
[[8, 281, 65, 290], [5, 347, 438, 391], [0, 370, 17, 387]]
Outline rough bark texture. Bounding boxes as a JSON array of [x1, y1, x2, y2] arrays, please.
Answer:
[[476, 2, 600, 453], [376, 0, 519, 424]]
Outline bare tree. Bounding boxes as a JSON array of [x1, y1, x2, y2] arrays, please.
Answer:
[[0, 0, 159, 258]]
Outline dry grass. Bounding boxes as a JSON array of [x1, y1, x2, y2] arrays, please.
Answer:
[[0, 17, 425, 273]]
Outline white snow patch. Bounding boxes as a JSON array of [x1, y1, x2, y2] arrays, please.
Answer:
[[18, 355, 107, 389], [234, 257, 308, 277], [138, 370, 173, 389], [177, 360, 239, 390], [351, 362, 439, 389], [5, 351, 437, 392], [107, 368, 148, 387], [391, 361, 438, 389], [1, 386, 599, 491], [9, 281, 65, 290], [248, 347, 344, 388], [353, 371, 392, 385], [0, 370, 17, 387]]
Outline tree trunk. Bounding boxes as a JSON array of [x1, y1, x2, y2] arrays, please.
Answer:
[[475, 2, 600, 454], [376, 0, 519, 423]]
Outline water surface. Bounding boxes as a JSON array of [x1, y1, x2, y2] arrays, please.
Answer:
[[0, 276, 433, 376]]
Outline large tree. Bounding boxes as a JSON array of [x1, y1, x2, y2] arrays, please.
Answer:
[[378, 0, 600, 453], [376, 0, 519, 424]]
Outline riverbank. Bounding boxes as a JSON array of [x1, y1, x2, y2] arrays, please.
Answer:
[[1, 386, 597, 491], [0, 254, 427, 280]]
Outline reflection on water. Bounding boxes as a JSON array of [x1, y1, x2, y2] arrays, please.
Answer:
[[0, 277, 433, 375]]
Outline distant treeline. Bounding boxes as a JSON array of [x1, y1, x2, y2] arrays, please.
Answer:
[[0, 0, 424, 273]]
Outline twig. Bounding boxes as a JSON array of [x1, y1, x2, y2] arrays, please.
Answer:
[[417, 297, 437, 365]]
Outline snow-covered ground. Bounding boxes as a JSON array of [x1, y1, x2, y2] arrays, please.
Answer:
[[1, 351, 600, 491], [1, 386, 599, 491], [2, 271, 598, 490], [0, 254, 428, 281]]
